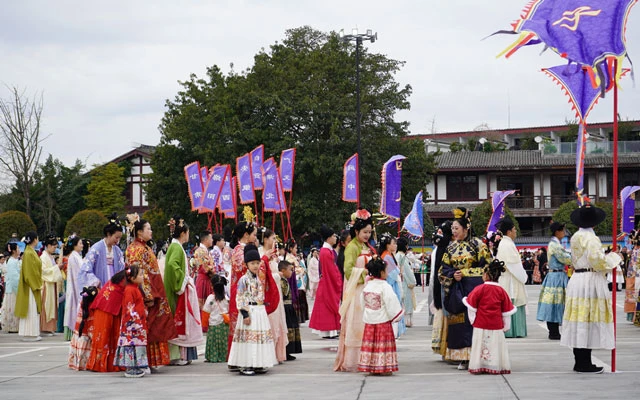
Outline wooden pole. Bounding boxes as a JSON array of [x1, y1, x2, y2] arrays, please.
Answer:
[[611, 58, 619, 373]]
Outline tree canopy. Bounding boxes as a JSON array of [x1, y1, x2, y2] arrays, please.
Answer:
[[552, 200, 613, 237], [84, 162, 126, 216], [471, 199, 520, 238], [148, 26, 436, 235]]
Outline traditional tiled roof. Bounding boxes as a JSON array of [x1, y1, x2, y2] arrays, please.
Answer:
[[435, 150, 640, 171]]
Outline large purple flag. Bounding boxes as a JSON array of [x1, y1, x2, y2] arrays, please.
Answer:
[[380, 155, 407, 220], [226, 176, 238, 219], [236, 153, 255, 204], [402, 191, 424, 238], [279, 148, 296, 192], [498, 0, 637, 75], [262, 158, 280, 212], [184, 161, 204, 211], [218, 166, 234, 214], [621, 186, 640, 233], [251, 145, 264, 190], [342, 153, 359, 203], [487, 190, 517, 234], [276, 167, 287, 212], [201, 164, 228, 212]]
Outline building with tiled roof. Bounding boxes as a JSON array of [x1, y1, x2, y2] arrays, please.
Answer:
[[421, 120, 640, 236]]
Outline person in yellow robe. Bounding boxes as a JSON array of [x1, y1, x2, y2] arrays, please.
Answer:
[[15, 232, 43, 341]]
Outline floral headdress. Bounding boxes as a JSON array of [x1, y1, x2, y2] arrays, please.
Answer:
[[167, 217, 185, 236], [107, 213, 122, 227], [65, 234, 77, 248], [126, 213, 140, 234]]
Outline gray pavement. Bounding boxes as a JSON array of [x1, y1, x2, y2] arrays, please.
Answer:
[[1, 285, 639, 399]]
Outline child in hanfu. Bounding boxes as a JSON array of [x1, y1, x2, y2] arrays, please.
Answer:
[[227, 244, 277, 375], [463, 260, 517, 375]]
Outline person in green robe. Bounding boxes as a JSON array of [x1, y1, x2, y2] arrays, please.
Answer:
[[15, 232, 43, 341]]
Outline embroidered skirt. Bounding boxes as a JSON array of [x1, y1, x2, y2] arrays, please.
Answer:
[[227, 305, 276, 369], [205, 323, 228, 362], [1, 292, 19, 333], [358, 321, 398, 374], [68, 309, 94, 371], [536, 271, 568, 323], [147, 341, 171, 367], [86, 309, 123, 372], [114, 345, 149, 368], [561, 271, 614, 350], [468, 328, 511, 375], [431, 309, 444, 354]]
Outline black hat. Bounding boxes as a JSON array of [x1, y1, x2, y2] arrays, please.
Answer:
[[549, 222, 565, 234], [319, 225, 335, 242], [570, 205, 606, 228], [244, 244, 261, 264]]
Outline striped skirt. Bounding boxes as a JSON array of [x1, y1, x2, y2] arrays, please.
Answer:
[[358, 321, 398, 374]]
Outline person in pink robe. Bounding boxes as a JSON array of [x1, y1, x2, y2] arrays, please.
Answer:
[[309, 225, 342, 338]]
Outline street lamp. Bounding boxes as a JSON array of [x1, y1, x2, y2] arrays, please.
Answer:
[[339, 28, 377, 201]]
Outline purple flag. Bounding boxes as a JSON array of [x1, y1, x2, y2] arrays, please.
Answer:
[[487, 190, 517, 234], [218, 166, 234, 214], [380, 155, 407, 220], [499, 1, 637, 72], [226, 177, 238, 219], [236, 153, 255, 204], [184, 161, 204, 211], [342, 153, 359, 203], [251, 145, 264, 190], [276, 167, 287, 212], [201, 164, 228, 212], [402, 191, 424, 238], [621, 186, 640, 233], [262, 158, 280, 212], [279, 148, 296, 192]]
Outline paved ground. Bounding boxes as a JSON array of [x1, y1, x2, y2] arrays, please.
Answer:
[[1, 285, 638, 400]]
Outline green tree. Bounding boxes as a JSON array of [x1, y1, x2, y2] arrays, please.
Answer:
[[471, 199, 520, 238], [551, 201, 613, 236], [142, 208, 169, 241], [85, 162, 126, 216], [0, 210, 36, 243], [148, 26, 436, 236], [64, 209, 107, 241]]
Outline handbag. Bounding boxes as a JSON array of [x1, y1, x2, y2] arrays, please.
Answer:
[[222, 313, 230, 325]]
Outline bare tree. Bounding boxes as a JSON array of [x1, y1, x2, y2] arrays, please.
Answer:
[[0, 86, 45, 216]]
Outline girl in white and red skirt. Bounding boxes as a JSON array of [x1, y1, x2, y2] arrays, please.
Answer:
[[358, 258, 404, 375], [462, 259, 517, 375]]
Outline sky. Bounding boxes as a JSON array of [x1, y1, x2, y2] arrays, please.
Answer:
[[1, 0, 639, 169]]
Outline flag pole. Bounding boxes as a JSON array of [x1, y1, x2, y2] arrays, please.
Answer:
[[611, 58, 619, 373]]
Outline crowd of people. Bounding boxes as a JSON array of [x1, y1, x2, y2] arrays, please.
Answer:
[[0, 202, 637, 377]]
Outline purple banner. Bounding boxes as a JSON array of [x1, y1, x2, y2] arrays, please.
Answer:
[[218, 166, 234, 214], [402, 191, 424, 238], [184, 161, 204, 211], [342, 153, 359, 203], [487, 190, 516, 234], [262, 159, 279, 212], [251, 145, 264, 190], [279, 148, 296, 192], [201, 164, 228, 212], [379, 155, 407, 220], [276, 167, 286, 212], [621, 186, 640, 233], [226, 177, 238, 219], [236, 153, 255, 204]]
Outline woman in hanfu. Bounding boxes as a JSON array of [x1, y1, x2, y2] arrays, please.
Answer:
[[495, 218, 528, 338], [334, 209, 376, 372], [536, 222, 572, 340], [194, 230, 215, 310], [284, 240, 308, 323], [439, 208, 491, 369], [258, 227, 289, 363], [210, 234, 226, 276], [378, 233, 406, 338], [428, 221, 452, 355], [624, 231, 640, 322], [63, 236, 84, 341], [40, 235, 63, 335], [15, 232, 42, 341], [126, 217, 177, 368], [163, 216, 203, 365], [397, 237, 417, 328], [1, 242, 21, 333], [78, 214, 125, 290], [227, 220, 257, 360]]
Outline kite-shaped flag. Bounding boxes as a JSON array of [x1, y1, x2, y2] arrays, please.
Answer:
[[218, 166, 234, 215], [184, 161, 204, 211], [402, 191, 424, 238], [342, 153, 359, 203], [379, 155, 407, 220], [236, 153, 255, 204], [279, 148, 296, 192], [487, 190, 517, 234], [621, 186, 640, 233], [251, 145, 264, 190], [542, 64, 629, 202], [201, 164, 228, 212], [496, 0, 637, 89]]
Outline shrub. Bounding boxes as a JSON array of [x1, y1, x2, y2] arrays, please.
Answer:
[[552, 200, 613, 237], [65, 209, 108, 242], [0, 211, 37, 243]]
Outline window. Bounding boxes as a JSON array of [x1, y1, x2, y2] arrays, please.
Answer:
[[446, 174, 478, 201]]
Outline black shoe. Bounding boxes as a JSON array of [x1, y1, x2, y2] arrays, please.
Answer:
[[548, 335, 561, 340], [254, 368, 268, 374], [240, 368, 256, 376], [575, 365, 604, 374], [286, 354, 296, 361]]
